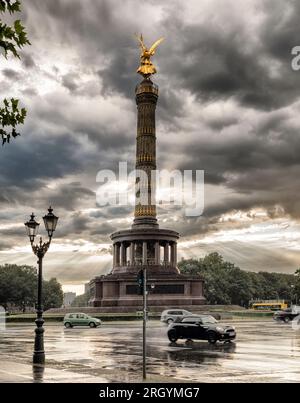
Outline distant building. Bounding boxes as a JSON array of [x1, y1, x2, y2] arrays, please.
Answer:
[[63, 292, 76, 307]]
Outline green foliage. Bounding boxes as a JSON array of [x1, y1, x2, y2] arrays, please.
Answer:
[[0, 0, 30, 145], [0, 0, 21, 14], [0, 264, 36, 310], [43, 278, 64, 311], [179, 253, 299, 307], [0, 264, 63, 312], [295, 269, 300, 299], [0, 97, 26, 144], [0, 18, 30, 59], [71, 292, 90, 307]]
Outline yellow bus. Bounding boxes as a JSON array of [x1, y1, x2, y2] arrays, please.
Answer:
[[250, 300, 288, 311]]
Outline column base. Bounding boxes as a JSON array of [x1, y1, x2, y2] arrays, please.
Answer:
[[132, 216, 159, 228]]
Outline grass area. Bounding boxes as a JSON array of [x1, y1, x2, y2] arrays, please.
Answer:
[[230, 310, 274, 318], [5, 309, 275, 322], [6, 312, 162, 323]]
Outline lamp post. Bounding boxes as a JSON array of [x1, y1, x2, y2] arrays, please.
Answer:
[[24, 207, 58, 365]]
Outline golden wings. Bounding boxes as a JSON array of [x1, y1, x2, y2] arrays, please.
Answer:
[[135, 34, 165, 77], [136, 34, 165, 55]]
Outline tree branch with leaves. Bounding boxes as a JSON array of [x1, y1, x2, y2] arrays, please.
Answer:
[[0, 0, 30, 145]]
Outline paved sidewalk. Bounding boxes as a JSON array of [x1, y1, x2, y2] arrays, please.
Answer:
[[0, 361, 109, 383]]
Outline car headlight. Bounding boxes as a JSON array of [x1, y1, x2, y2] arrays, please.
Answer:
[[216, 326, 225, 333]]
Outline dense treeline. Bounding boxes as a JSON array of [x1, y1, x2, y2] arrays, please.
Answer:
[[179, 253, 300, 307], [71, 292, 90, 307], [0, 264, 63, 312], [1, 257, 299, 311]]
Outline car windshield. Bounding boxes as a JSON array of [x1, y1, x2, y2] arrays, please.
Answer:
[[200, 316, 218, 324]]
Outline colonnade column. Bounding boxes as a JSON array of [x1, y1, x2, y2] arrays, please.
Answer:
[[155, 242, 160, 265], [115, 243, 120, 267], [113, 244, 116, 267], [170, 242, 177, 266], [170, 243, 175, 266], [120, 243, 126, 266], [174, 242, 177, 266], [164, 242, 169, 265], [130, 242, 135, 265], [142, 242, 147, 265]]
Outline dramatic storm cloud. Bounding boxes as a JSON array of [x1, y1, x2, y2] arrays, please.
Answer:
[[1, 0, 300, 290]]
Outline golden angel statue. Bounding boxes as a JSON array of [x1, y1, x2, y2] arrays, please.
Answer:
[[136, 34, 164, 78]]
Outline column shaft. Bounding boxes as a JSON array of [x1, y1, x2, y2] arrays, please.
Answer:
[[174, 242, 177, 266], [113, 244, 116, 267], [130, 242, 135, 265], [171, 243, 175, 266], [116, 244, 120, 266], [142, 242, 147, 265], [120, 243, 126, 266], [133, 80, 159, 227], [164, 242, 169, 264], [155, 242, 160, 265]]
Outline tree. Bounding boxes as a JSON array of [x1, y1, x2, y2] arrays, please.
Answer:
[[0, 264, 63, 312], [43, 278, 64, 311], [71, 292, 90, 307], [0, 264, 36, 310], [295, 269, 300, 303], [179, 253, 299, 307], [0, 0, 30, 145]]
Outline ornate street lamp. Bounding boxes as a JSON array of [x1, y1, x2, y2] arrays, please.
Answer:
[[25, 207, 59, 364]]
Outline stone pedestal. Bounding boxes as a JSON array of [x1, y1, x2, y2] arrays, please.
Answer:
[[89, 227, 205, 309], [89, 272, 205, 310]]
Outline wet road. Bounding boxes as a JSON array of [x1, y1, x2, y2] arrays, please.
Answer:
[[0, 320, 300, 383]]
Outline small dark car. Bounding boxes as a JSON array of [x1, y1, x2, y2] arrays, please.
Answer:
[[273, 308, 300, 323], [167, 315, 236, 344]]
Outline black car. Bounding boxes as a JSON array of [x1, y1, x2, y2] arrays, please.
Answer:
[[273, 308, 300, 323], [167, 315, 236, 344]]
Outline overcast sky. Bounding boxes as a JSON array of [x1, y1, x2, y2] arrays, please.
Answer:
[[1, 0, 300, 294]]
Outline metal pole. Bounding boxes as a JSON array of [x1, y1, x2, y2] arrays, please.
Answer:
[[142, 266, 147, 380], [33, 254, 45, 364]]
